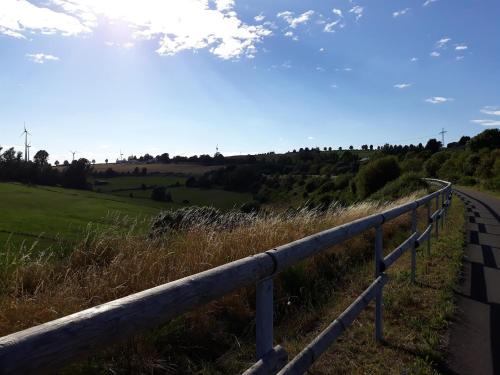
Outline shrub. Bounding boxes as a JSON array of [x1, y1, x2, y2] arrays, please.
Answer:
[[469, 128, 500, 151], [356, 156, 401, 199], [151, 186, 172, 202], [371, 173, 428, 200], [459, 176, 477, 186], [424, 152, 449, 177]]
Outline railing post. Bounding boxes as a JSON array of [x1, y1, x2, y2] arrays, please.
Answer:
[[256, 277, 274, 359], [441, 190, 446, 228], [435, 193, 440, 239], [411, 208, 417, 284], [374, 224, 383, 342], [426, 201, 431, 256]]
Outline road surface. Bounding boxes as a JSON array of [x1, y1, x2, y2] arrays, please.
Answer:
[[447, 187, 500, 375]]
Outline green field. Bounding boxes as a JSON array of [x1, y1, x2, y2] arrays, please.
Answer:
[[0, 181, 252, 251], [91, 175, 252, 210]]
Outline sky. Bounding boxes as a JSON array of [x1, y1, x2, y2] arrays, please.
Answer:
[[1, 0, 499, 163]]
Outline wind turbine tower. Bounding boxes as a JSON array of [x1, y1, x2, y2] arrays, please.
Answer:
[[21, 123, 31, 162], [27, 142, 31, 161]]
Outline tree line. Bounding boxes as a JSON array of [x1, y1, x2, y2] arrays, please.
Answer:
[[0, 147, 91, 189]]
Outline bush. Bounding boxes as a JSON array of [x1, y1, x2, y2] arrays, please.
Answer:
[[469, 129, 500, 151], [356, 156, 401, 199], [459, 176, 477, 186], [484, 177, 500, 192], [424, 152, 449, 178], [151, 186, 172, 202], [371, 173, 428, 200]]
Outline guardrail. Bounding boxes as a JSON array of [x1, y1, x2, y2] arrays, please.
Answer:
[[0, 179, 453, 374]]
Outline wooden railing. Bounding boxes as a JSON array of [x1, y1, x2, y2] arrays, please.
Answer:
[[0, 179, 453, 374]]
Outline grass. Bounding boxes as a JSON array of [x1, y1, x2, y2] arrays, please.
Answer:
[[91, 175, 253, 210], [0, 191, 465, 374], [265, 195, 466, 374], [0, 183, 159, 248], [89, 162, 223, 175], [0, 181, 253, 253], [91, 175, 186, 192]]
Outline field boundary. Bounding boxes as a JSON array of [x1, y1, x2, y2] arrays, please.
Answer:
[[0, 179, 453, 374]]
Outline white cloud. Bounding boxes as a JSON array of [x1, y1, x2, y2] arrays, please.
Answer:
[[423, 0, 438, 6], [307, 136, 315, 140], [277, 10, 314, 29], [349, 5, 363, 21], [456, 55, 464, 61], [480, 106, 500, 116], [324, 19, 342, 33], [1, 0, 271, 60], [393, 8, 410, 18], [332, 8, 343, 17], [26, 52, 60, 63], [281, 61, 292, 69], [315, 66, 325, 72], [254, 13, 265, 22], [455, 44, 468, 51], [394, 83, 412, 89], [330, 84, 338, 88], [319, 47, 325, 52], [0, 0, 91, 38], [430, 51, 440, 57], [471, 119, 500, 127], [283, 30, 298, 41], [410, 57, 419, 62], [425, 96, 453, 104], [436, 37, 451, 48], [105, 41, 134, 49]]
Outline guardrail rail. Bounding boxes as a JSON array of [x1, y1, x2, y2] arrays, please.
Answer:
[[0, 179, 453, 374]]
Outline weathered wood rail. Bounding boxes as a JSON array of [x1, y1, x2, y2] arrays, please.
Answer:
[[0, 179, 453, 374]]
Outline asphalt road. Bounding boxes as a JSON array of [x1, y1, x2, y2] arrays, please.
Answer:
[[447, 187, 500, 375]]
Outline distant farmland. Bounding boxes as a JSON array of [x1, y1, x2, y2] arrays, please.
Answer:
[[90, 162, 223, 175]]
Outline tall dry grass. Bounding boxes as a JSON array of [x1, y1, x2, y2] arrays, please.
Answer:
[[0, 193, 422, 373]]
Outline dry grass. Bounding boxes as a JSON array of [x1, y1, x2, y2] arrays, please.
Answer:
[[0, 192, 434, 373]]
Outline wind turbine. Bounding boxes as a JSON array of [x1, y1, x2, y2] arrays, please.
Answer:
[[70, 150, 77, 162], [27, 142, 32, 161], [20, 123, 31, 162]]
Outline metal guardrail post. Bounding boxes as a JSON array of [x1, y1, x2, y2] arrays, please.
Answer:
[[426, 201, 431, 256], [410, 208, 417, 284], [435, 193, 440, 239], [374, 224, 383, 342], [256, 277, 274, 359], [441, 191, 446, 227]]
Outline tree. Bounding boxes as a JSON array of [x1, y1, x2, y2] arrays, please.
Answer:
[[424, 138, 442, 153], [458, 136, 471, 146], [349, 145, 354, 150], [158, 153, 170, 163], [34, 150, 49, 165], [469, 129, 500, 151], [151, 186, 172, 202], [54, 160, 60, 166], [356, 156, 401, 198], [63, 160, 69, 166], [369, 145, 374, 150], [105, 158, 108, 164], [91, 159, 96, 165]]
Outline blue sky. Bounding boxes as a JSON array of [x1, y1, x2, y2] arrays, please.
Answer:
[[1, 0, 499, 163]]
